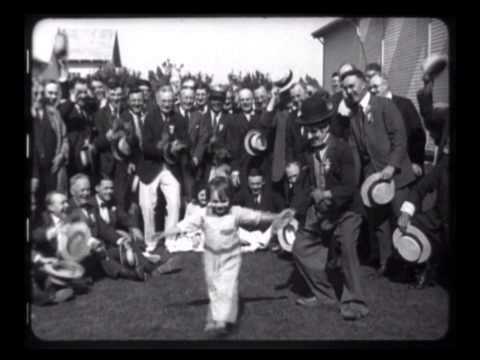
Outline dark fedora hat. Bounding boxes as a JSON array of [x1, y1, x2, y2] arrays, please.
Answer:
[[210, 87, 226, 102], [297, 93, 335, 126]]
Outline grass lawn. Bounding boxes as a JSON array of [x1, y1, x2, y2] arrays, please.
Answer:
[[30, 250, 450, 343]]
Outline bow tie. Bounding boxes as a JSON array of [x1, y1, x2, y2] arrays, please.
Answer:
[[313, 143, 327, 154]]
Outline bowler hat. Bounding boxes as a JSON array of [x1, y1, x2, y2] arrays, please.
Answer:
[[210, 88, 226, 102], [297, 93, 335, 126], [360, 173, 395, 208], [277, 218, 299, 253], [393, 225, 431, 264], [244, 129, 268, 156]]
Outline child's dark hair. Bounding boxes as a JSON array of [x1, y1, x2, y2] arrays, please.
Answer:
[[207, 176, 233, 203], [192, 181, 208, 205]]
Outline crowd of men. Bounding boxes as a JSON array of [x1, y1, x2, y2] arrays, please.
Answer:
[[30, 59, 450, 322]]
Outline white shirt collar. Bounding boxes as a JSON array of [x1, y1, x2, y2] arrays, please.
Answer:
[[96, 195, 106, 207], [179, 107, 187, 118], [359, 91, 371, 110], [51, 214, 62, 226]]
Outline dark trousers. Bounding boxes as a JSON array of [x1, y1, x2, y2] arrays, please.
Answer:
[[292, 211, 366, 305], [366, 186, 410, 267]]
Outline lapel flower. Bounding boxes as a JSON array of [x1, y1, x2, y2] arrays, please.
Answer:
[[111, 206, 117, 212], [218, 123, 224, 132], [169, 124, 175, 135], [364, 104, 373, 123], [323, 158, 331, 173]]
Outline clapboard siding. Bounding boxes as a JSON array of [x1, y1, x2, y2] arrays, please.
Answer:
[[430, 18, 449, 104]]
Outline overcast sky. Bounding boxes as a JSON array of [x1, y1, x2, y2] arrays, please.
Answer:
[[32, 17, 336, 85]]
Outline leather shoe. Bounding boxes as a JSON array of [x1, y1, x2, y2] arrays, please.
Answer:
[[341, 302, 369, 321]]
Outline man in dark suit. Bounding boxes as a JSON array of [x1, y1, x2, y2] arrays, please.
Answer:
[[92, 78, 125, 182], [194, 82, 210, 115], [200, 87, 235, 182], [176, 87, 209, 202], [417, 79, 449, 161], [137, 85, 189, 253], [369, 74, 426, 178], [233, 167, 285, 231], [90, 177, 153, 281], [223, 87, 237, 115], [32, 80, 70, 211], [229, 88, 271, 189], [291, 94, 368, 320], [58, 77, 98, 180], [397, 136, 449, 288], [31, 191, 94, 300], [137, 79, 156, 114], [341, 69, 416, 275]]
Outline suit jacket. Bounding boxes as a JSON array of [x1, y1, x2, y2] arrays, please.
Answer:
[[229, 112, 272, 182], [260, 110, 308, 174], [31, 212, 60, 258], [233, 187, 285, 231], [65, 198, 99, 238], [93, 104, 121, 177], [407, 154, 449, 226], [176, 108, 210, 164], [298, 135, 363, 220], [416, 86, 449, 161], [392, 95, 426, 166], [349, 95, 415, 189], [137, 106, 189, 184], [119, 109, 145, 167], [90, 196, 135, 248], [58, 100, 97, 174]]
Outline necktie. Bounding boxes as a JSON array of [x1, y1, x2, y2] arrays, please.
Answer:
[[288, 184, 294, 203], [313, 152, 326, 190]]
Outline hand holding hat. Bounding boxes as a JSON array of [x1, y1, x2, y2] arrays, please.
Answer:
[[397, 212, 412, 234], [380, 165, 395, 181]]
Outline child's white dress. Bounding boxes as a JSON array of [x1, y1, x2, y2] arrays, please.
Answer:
[[176, 205, 265, 325]]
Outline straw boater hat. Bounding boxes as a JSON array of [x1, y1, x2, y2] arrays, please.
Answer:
[[277, 218, 299, 253], [393, 225, 432, 264], [42, 260, 85, 286], [112, 136, 132, 161], [360, 173, 396, 207], [244, 129, 268, 156], [56, 222, 92, 263], [422, 53, 448, 80]]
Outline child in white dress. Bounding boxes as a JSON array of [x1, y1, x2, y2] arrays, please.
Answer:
[[155, 176, 294, 336]]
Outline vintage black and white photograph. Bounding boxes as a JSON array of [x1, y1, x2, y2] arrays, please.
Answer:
[[27, 16, 452, 343]]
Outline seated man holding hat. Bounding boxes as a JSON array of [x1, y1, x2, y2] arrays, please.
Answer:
[[32, 191, 103, 299], [289, 93, 368, 321]]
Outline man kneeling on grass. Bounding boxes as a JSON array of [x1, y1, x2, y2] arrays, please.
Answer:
[[154, 176, 295, 337]]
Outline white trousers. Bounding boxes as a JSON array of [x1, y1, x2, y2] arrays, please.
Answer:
[[139, 166, 181, 252]]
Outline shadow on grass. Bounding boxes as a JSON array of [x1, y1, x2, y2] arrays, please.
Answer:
[[166, 295, 289, 308]]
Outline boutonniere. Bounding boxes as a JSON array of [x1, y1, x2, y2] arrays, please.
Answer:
[[218, 123, 224, 132], [111, 206, 117, 212], [364, 105, 373, 123], [323, 158, 332, 173], [89, 213, 96, 223], [169, 124, 175, 135]]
